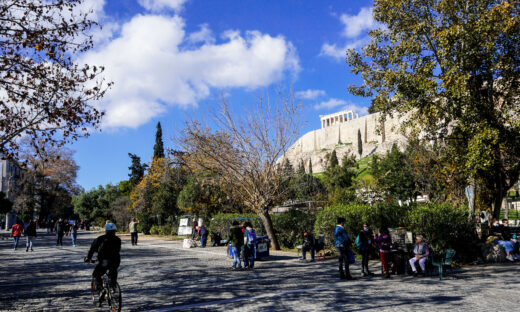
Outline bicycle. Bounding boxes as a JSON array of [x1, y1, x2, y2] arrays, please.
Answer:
[[85, 258, 122, 312]]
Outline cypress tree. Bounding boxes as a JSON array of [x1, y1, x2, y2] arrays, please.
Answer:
[[328, 150, 339, 168], [357, 129, 363, 156], [153, 122, 165, 159], [308, 159, 313, 175]]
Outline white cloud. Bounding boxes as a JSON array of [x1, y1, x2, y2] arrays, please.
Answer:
[[82, 14, 300, 128], [138, 0, 187, 12], [188, 24, 215, 45], [295, 89, 326, 100], [314, 98, 368, 115], [320, 7, 378, 60]]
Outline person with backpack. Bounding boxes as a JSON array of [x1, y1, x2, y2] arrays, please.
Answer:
[[244, 222, 257, 269], [54, 218, 65, 246], [300, 232, 315, 262], [24, 220, 37, 252], [375, 227, 393, 278], [356, 224, 374, 277], [334, 217, 354, 280], [227, 221, 243, 270], [85, 223, 121, 302], [10, 221, 23, 250]]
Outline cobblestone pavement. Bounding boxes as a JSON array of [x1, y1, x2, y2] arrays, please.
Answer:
[[1, 230, 519, 312]]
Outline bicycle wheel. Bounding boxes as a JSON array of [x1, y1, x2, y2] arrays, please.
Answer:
[[107, 282, 122, 312]]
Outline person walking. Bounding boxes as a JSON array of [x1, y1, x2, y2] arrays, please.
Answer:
[[358, 224, 375, 276], [129, 218, 140, 246], [334, 217, 354, 280], [54, 218, 65, 246], [70, 221, 79, 247], [11, 221, 23, 250], [375, 227, 393, 278], [198, 225, 208, 248], [244, 222, 257, 269], [301, 232, 315, 262], [24, 220, 37, 252], [227, 221, 243, 270]]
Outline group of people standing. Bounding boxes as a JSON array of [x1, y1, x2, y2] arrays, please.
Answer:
[[53, 218, 79, 247], [334, 218, 431, 280], [228, 221, 257, 270]]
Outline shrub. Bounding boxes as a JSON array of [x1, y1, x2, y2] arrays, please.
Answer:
[[314, 201, 409, 247], [271, 210, 316, 249], [150, 225, 160, 235], [408, 203, 476, 255]]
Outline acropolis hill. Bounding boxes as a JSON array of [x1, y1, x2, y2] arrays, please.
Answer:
[[284, 109, 408, 173]]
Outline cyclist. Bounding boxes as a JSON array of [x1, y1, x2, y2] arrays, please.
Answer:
[[85, 223, 121, 294]]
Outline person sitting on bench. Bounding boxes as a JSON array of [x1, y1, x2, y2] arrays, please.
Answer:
[[301, 232, 315, 262], [409, 235, 430, 276]]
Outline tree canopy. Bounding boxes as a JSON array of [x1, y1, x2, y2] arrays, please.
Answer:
[[347, 0, 520, 218]]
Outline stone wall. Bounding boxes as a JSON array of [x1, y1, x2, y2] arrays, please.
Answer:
[[284, 112, 408, 173]]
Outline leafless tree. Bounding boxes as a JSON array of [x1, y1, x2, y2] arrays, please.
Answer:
[[179, 89, 302, 250], [0, 0, 111, 157]]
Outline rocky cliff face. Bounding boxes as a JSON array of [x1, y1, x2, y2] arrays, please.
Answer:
[[283, 112, 408, 172]]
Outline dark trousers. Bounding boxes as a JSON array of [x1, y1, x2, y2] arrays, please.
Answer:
[[93, 259, 120, 288], [131, 232, 138, 245], [336, 246, 351, 278], [56, 232, 64, 246], [361, 246, 370, 273]]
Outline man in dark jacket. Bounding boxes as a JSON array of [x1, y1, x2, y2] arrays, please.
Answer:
[[227, 221, 243, 269], [85, 223, 122, 292], [54, 218, 64, 246], [358, 224, 374, 276], [301, 232, 315, 262], [25, 220, 37, 252]]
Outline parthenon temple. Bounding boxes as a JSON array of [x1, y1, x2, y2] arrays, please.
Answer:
[[319, 110, 359, 128]]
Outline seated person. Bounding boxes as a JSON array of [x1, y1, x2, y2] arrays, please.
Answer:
[[301, 232, 315, 262], [495, 229, 519, 262], [409, 235, 430, 276]]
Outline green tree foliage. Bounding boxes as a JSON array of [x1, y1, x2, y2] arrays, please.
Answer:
[[357, 129, 363, 156], [346, 0, 520, 218], [177, 176, 230, 219], [128, 153, 147, 186], [323, 152, 357, 205], [372, 144, 416, 201], [308, 159, 313, 174], [0, 191, 13, 214], [72, 183, 123, 222], [153, 122, 165, 159]]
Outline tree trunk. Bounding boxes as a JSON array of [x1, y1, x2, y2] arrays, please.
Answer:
[[492, 183, 506, 221], [468, 181, 476, 221], [258, 208, 280, 250]]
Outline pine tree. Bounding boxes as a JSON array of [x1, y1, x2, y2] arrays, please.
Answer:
[[282, 158, 295, 177], [357, 129, 363, 157], [153, 122, 165, 159]]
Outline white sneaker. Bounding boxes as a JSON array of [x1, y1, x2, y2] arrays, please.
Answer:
[[506, 255, 514, 262]]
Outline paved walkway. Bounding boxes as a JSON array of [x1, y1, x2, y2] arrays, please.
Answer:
[[1, 230, 519, 311]]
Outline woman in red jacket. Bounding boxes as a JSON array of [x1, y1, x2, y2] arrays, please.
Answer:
[[11, 221, 23, 250]]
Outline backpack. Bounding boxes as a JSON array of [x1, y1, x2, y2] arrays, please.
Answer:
[[355, 234, 361, 247], [247, 229, 257, 244], [98, 236, 118, 260]]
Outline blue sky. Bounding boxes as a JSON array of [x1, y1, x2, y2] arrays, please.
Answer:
[[73, 0, 377, 190]]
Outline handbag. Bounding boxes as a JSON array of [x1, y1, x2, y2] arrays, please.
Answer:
[[347, 249, 356, 264]]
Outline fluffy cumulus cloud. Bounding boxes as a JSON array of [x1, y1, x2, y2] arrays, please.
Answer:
[[81, 14, 300, 128], [321, 7, 377, 60], [138, 0, 187, 12], [314, 98, 368, 115], [295, 89, 326, 100]]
